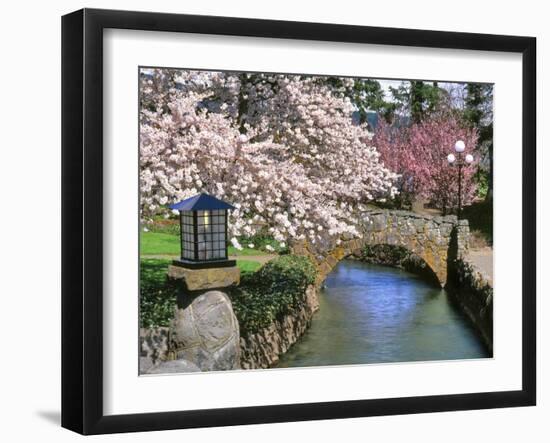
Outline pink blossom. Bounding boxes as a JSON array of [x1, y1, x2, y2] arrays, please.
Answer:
[[373, 115, 479, 212]]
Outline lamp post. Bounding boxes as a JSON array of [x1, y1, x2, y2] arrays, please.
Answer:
[[447, 140, 474, 218], [166, 192, 240, 296]]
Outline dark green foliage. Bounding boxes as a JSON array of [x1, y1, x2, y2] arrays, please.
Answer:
[[462, 83, 494, 201], [139, 258, 260, 328], [229, 255, 316, 335], [325, 77, 396, 124], [474, 169, 489, 200], [463, 84, 493, 135], [410, 81, 426, 123], [139, 256, 315, 334], [139, 259, 178, 328], [389, 81, 443, 123], [355, 79, 390, 121], [462, 200, 493, 245]]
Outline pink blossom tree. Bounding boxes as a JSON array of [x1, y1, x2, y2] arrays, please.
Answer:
[[374, 115, 479, 213], [140, 69, 398, 246]]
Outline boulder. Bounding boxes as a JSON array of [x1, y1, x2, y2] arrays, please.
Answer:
[[139, 327, 170, 373], [139, 356, 155, 374], [172, 291, 241, 371]]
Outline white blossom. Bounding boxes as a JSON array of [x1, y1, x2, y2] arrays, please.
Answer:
[[139, 69, 397, 246], [230, 237, 243, 251]]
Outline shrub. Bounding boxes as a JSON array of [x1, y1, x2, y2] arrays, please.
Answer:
[[139, 255, 316, 335], [462, 200, 493, 245], [145, 215, 180, 235], [139, 259, 178, 328], [229, 255, 316, 335]]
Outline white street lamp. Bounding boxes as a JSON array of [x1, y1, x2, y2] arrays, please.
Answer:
[[447, 141, 474, 218]]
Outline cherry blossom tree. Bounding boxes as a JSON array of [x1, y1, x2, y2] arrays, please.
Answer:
[[374, 114, 479, 213], [140, 69, 398, 246]]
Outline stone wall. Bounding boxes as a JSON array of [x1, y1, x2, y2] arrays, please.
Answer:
[[358, 244, 441, 284], [239, 285, 319, 369], [292, 210, 468, 287], [456, 220, 470, 259], [140, 286, 319, 372], [451, 258, 493, 352]]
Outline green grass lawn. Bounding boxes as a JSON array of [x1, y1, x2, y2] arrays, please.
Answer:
[[233, 259, 262, 274], [140, 231, 271, 257], [141, 232, 180, 255], [141, 257, 261, 286]]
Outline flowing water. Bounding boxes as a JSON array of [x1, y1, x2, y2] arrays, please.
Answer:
[[276, 260, 489, 368]]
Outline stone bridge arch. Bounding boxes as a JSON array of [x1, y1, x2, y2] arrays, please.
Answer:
[[291, 210, 470, 287]]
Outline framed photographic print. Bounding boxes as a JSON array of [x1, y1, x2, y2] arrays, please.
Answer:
[[61, 8, 536, 435]]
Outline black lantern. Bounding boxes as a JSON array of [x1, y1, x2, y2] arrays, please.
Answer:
[[169, 193, 236, 269]]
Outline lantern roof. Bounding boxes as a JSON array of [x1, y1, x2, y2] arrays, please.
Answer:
[[169, 193, 236, 211]]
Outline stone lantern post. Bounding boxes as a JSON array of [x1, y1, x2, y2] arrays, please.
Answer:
[[167, 193, 240, 294], [160, 193, 241, 372]]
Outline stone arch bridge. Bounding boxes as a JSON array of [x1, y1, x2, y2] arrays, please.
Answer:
[[291, 210, 470, 287]]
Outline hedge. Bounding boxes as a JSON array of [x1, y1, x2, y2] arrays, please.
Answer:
[[228, 255, 316, 336], [139, 255, 317, 334], [139, 259, 179, 328]]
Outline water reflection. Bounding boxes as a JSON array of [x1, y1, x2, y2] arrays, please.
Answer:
[[276, 260, 489, 368]]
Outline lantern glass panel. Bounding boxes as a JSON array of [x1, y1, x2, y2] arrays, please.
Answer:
[[192, 209, 227, 261], [180, 211, 195, 260]]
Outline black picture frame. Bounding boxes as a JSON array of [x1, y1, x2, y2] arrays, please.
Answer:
[[61, 8, 536, 435]]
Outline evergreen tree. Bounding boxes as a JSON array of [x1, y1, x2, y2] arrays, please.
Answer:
[[463, 83, 493, 201], [325, 77, 394, 125], [410, 81, 425, 123], [352, 79, 393, 122], [389, 81, 443, 123]]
